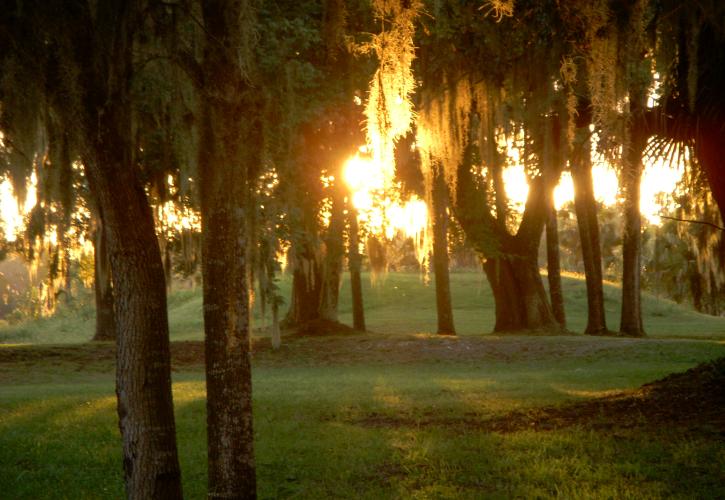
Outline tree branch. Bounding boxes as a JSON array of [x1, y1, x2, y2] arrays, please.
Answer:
[[659, 215, 725, 231]]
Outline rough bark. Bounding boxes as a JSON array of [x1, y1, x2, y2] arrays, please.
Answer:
[[198, 1, 257, 497], [76, 3, 183, 497], [620, 99, 648, 336], [348, 206, 366, 331], [571, 134, 609, 335], [431, 164, 455, 335], [85, 117, 182, 500]]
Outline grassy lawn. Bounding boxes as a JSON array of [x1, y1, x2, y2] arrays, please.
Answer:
[[1, 272, 725, 498], [2, 270, 725, 344]]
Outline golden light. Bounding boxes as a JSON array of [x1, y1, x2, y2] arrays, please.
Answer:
[[591, 164, 619, 205], [554, 172, 575, 209], [344, 154, 384, 193], [342, 153, 430, 264], [504, 158, 681, 224], [502, 165, 529, 208], [0, 172, 38, 242]]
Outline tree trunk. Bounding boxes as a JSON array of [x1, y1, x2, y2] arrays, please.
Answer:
[[545, 202, 566, 327], [77, 3, 183, 496], [457, 156, 559, 333], [284, 240, 324, 326], [620, 115, 648, 337], [92, 220, 116, 342], [571, 135, 609, 335], [163, 242, 172, 292], [86, 137, 182, 498], [348, 206, 366, 331], [543, 115, 566, 328], [270, 302, 281, 349], [483, 251, 556, 332], [319, 186, 345, 322], [690, 265, 704, 312], [198, 2, 258, 497], [431, 164, 455, 335]]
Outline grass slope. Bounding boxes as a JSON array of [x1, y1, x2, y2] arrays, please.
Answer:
[[2, 271, 725, 344]]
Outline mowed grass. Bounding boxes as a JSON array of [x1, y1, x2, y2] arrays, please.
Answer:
[[1, 336, 725, 499], [1, 271, 725, 498], [2, 270, 725, 344]]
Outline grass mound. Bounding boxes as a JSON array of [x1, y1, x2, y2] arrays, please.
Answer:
[[477, 356, 725, 434]]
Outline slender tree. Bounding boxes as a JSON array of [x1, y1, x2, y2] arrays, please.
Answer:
[[431, 162, 455, 335]]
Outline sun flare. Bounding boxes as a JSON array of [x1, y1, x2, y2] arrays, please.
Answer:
[[343, 154, 429, 262]]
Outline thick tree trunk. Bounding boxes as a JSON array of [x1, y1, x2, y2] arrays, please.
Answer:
[[348, 206, 366, 331], [545, 202, 566, 327], [86, 140, 182, 498], [457, 154, 559, 333], [199, 2, 258, 497], [431, 165, 455, 335], [571, 136, 609, 335], [483, 251, 557, 332], [76, 3, 183, 496], [92, 221, 116, 342], [620, 115, 648, 337]]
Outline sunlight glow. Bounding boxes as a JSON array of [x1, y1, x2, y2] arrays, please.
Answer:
[[504, 158, 679, 224], [0, 173, 38, 242], [502, 165, 529, 209], [343, 154, 429, 263]]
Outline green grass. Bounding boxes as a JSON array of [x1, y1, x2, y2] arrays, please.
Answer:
[[1, 337, 724, 498], [2, 271, 725, 344], [2, 271, 725, 498]]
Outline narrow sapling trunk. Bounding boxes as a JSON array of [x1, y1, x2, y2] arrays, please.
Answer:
[[348, 206, 366, 331], [431, 165, 455, 335], [545, 201, 566, 328], [543, 117, 566, 328]]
